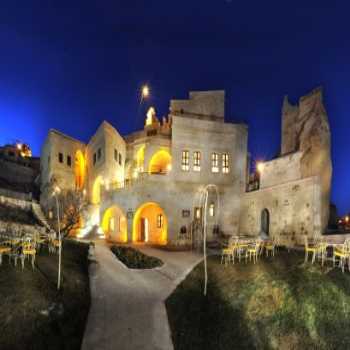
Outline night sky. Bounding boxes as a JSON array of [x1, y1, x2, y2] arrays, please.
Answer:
[[0, 1, 349, 214]]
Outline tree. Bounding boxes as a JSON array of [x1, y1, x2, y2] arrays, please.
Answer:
[[48, 189, 88, 238]]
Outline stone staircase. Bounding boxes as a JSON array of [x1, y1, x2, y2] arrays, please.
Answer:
[[31, 202, 51, 231]]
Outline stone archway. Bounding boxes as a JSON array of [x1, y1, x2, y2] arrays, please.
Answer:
[[92, 176, 103, 204], [101, 205, 127, 242], [148, 150, 171, 174], [132, 202, 167, 244], [261, 208, 270, 236]]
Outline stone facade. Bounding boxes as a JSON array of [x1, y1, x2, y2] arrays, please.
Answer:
[[40, 88, 332, 247], [239, 87, 332, 245]]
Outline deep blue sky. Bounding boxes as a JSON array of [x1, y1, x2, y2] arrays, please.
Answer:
[[0, 1, 349, 214]]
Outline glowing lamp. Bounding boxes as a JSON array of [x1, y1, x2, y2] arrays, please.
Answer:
[[141, 85, 150, 99], [53, 186, 61, 195], [257, 162, 264, 173], [346, 216, 349, 223], [166, 164, 172, 172]]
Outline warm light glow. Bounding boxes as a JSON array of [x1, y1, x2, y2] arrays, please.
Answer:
[[209, 203, 215, 217], [146, 106, 156, 126], [257, 162, 265, 173], [132, 202, 167, 244], [166, 163, 172, 172], [53, 186, 61, 195], [102, 206, 127, 242], [17, 143, 22, 150], [75, 150, 86, 190], [132, 170, 139, 179], [136, 146, 145, 171], [141, 85, 150, 99], [346, 216, 349, 223], [92, 176, 103, 204], [148, 149, 172, 174]]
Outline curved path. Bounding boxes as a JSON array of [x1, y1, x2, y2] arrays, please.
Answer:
[[82, 242, 202, 350]]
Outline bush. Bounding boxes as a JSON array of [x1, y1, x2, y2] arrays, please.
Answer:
[[110, 245, 163, 269]]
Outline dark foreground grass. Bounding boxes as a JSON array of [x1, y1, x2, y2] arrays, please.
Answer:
[[0, 240, 90, 350], [166, 250, 350, 350], [111, 245, 163, 269]]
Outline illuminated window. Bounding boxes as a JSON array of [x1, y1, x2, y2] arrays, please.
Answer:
[[181, 150, 189, 171], [209, 203, 215, 217], [109, 217, 115, 231], [193, 151, 201, 171], [58, 153, 63, 163], [67, 155, 71, 167], [114, 149, 118, 162], [157, 214, 164, 228], [222, 153, 229, 173], [211, 153, 219, 173], [195, 207, 202, 220]]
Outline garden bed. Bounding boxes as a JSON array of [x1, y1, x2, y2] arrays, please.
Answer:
[[110, 245, 163, 269], [0, 240, 90, 350], [166, 250, 350, 349]]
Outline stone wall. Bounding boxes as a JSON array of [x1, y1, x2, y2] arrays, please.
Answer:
[[260, 152, 302, 189], [0, 159, 38, 185], [170, 90, 225, 120], [281, 87, 332, 232], [40, 129, 87, 209], [239, 176, 322, 247]]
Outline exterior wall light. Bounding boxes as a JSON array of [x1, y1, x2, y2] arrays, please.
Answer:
[[257, 162, 264, 173]]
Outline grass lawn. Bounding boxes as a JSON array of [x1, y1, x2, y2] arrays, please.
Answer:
[[110, 245, 163, 269], [166, 250, 350, 350], [0, 240, 90, 350]]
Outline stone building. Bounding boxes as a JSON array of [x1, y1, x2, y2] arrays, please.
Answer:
[[240, 87, 332, 245], [40, 87, 332, 247]]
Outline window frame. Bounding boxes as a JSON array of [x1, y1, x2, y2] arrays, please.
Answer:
[[222, 153, 229, 174], [193, 151, 201, 172], [181, 150, 190, 171], [209, 203, 215, 217], [211, 152, 219, 173], [157, 214, 164, 228]]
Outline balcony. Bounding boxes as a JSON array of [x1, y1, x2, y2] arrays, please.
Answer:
[[106, 171, 170, 193]]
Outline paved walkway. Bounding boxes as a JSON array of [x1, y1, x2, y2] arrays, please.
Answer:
[[82, 243, 202, 350]]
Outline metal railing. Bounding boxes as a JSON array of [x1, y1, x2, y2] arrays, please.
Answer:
[[106, 171, 169, 192]]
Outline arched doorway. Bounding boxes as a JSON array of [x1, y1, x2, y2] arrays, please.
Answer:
[[92, 176, 103, 204], [75, 150, 85, 190], [132, 202, 167, 244], [148, 150, 172, 174], [102, 205, 127, 242], [261, 208, 270, 236]]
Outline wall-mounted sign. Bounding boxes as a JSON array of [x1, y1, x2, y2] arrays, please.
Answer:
[[182, 210, 190, 218]]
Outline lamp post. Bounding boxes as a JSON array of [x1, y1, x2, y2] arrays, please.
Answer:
[[53, 186, 62, 290]]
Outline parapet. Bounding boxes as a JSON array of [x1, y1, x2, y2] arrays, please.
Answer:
[[170, 90, 225, 121]]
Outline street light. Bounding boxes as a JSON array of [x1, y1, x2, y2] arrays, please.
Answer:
[[53, 186, 62, 290], [141, 85, 150, 99]]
